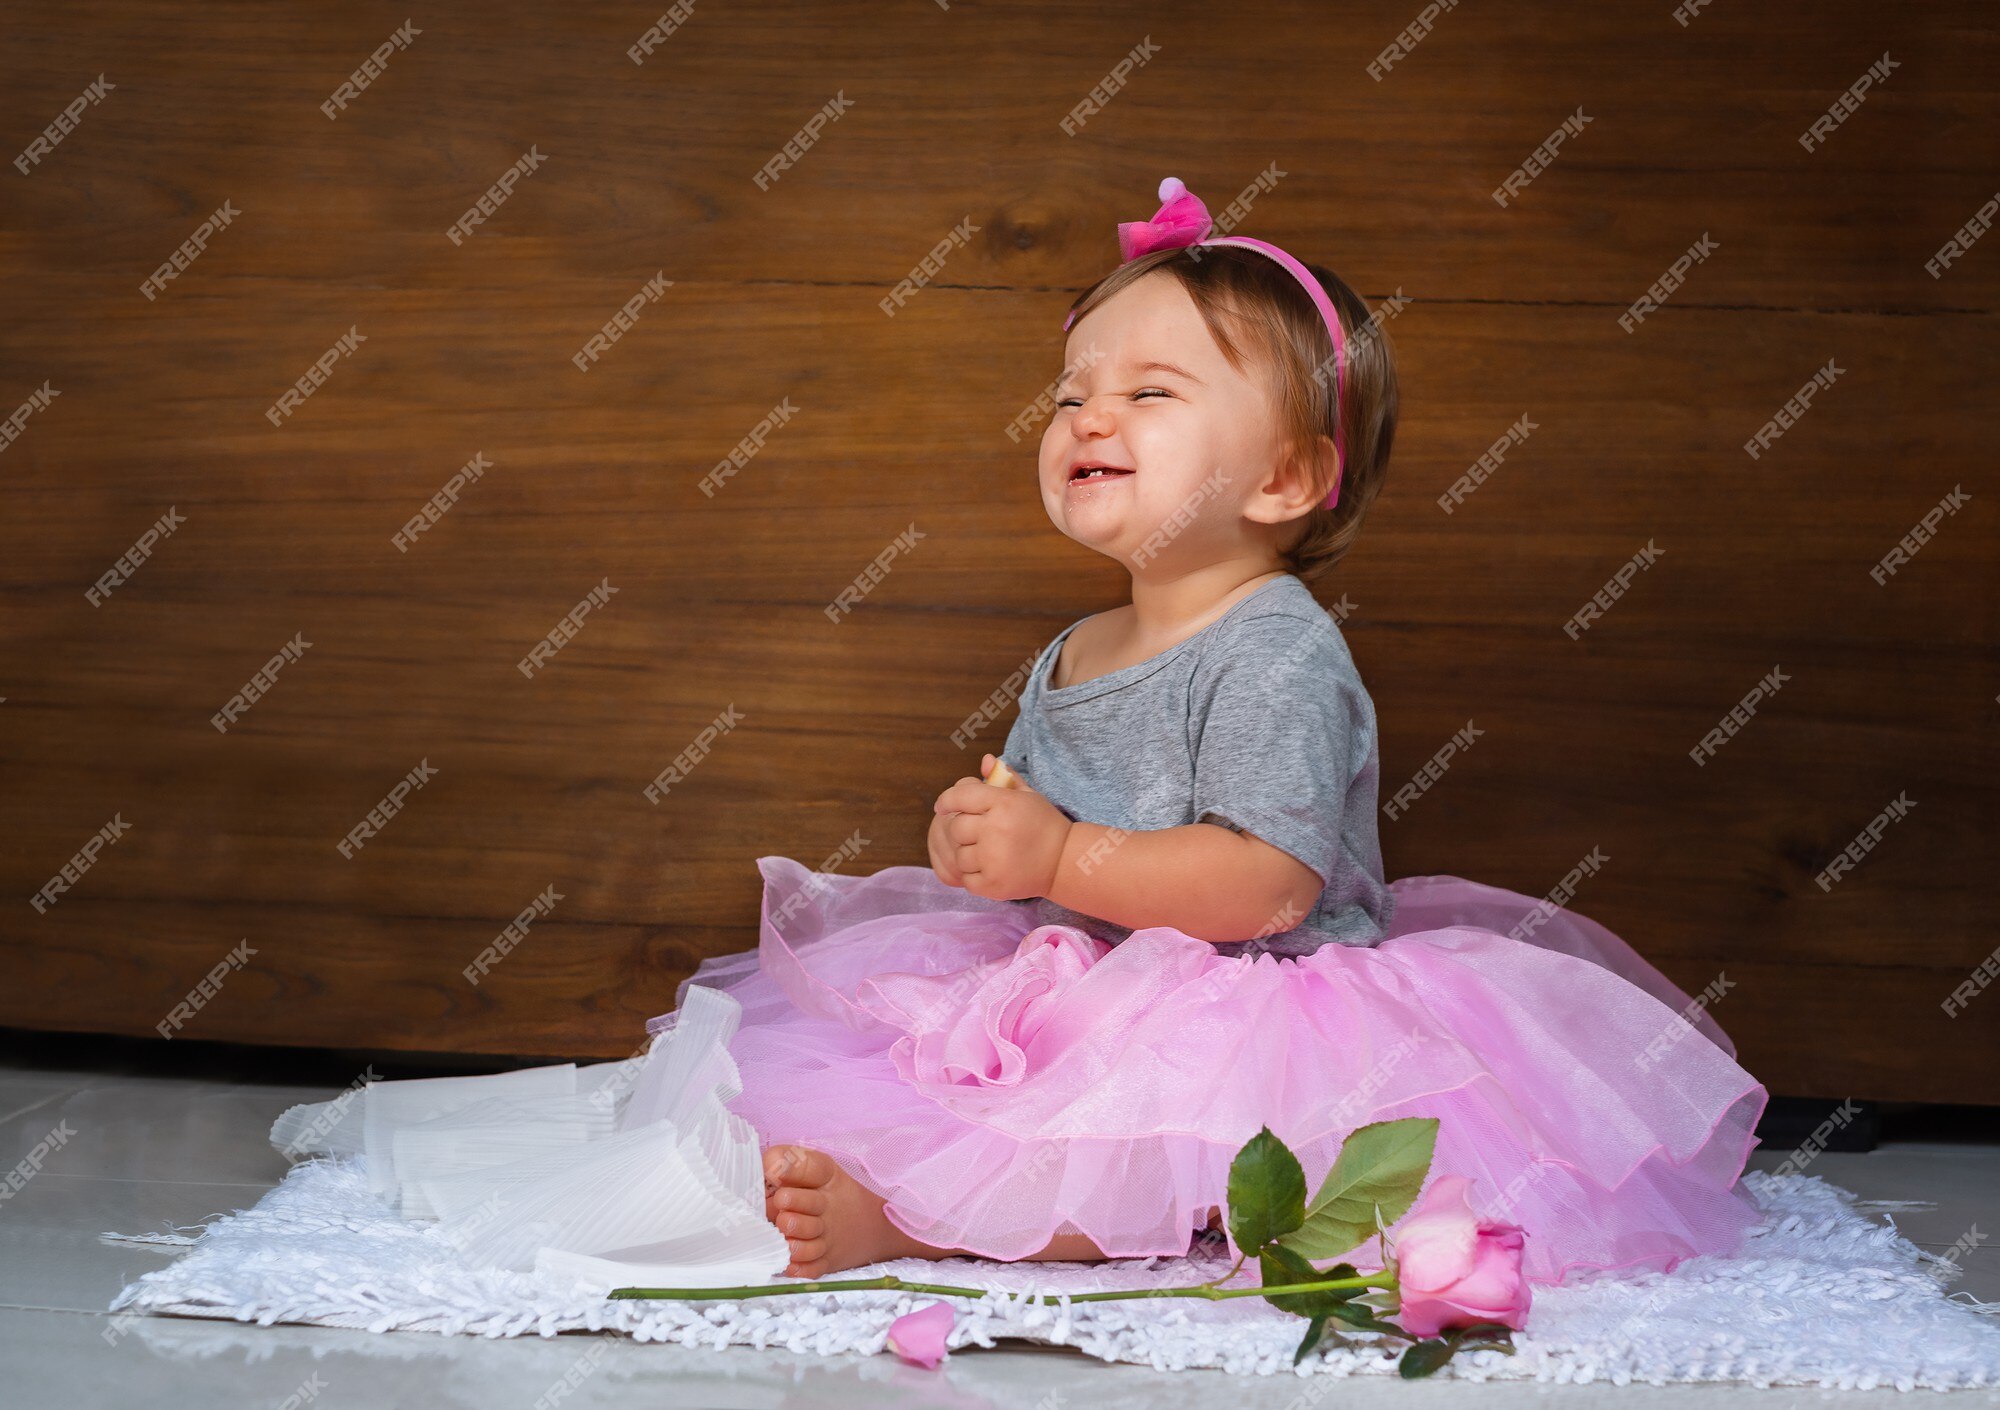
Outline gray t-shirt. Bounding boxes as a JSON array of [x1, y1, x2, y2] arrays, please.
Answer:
[[998, 573, 1396, 959]]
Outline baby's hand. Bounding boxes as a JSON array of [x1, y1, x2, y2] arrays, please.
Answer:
[[931, 762, 1071, 901]]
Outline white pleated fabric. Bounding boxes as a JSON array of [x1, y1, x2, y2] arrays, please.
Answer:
[[268, 984, 788, 1286]]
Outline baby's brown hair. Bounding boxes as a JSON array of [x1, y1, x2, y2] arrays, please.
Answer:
[[1062, 246, 1397, 584]]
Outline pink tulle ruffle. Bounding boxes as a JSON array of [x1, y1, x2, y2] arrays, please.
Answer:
[[651, 859, 1768, 1286]]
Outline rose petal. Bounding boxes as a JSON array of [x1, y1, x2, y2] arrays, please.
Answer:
[[885, 1299, 955, 1369]]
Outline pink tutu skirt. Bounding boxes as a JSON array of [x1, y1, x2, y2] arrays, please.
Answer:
[[650, 858, 1769, 1287]]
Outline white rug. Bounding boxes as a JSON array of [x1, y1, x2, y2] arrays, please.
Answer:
[[107, 1160, 1999, 1389]]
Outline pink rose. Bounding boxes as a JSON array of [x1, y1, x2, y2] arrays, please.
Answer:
[[1392, 1174, 1532, 1338], [898, 926, 1106, 1088], [885, 1299, 955, 1368]]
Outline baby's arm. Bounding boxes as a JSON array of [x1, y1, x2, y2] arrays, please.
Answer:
[[1045, 820, 1322, 944]]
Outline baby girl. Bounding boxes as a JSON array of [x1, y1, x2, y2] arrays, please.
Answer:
[[736, 178, 1764, 1284]]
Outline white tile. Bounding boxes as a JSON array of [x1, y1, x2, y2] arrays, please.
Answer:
[[0, 1175, 273, 1314], [0, 1079, 331, 1185]]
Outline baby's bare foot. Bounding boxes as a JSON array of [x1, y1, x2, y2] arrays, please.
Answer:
[[762, 1144, 947, 1279]]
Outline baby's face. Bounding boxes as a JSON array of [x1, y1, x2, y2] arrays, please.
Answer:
[[1039, 271, 1299, 572]]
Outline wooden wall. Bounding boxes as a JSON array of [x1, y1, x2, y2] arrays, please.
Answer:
[[2, 2, 1994, 1104]]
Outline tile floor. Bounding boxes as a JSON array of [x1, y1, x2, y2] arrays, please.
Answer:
[[1, 1042, 1995, 1408]]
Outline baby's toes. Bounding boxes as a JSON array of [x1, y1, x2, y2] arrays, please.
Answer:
[[784, 1240, 829, 1278], [776, 1210, 824, 1241], [771, 1184, 828, 1218]]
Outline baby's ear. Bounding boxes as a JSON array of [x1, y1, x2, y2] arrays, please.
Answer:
[[1257, 435, 1336, 521], [1289, 433, 1340, 507]]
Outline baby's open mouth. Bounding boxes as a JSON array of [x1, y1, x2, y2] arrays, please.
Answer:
[[1068, 462, 1135, 483]]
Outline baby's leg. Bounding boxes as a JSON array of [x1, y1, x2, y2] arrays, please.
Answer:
[[766, 1143, 1145, 1276]]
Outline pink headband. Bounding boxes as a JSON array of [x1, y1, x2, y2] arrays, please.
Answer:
[[1063, 177, 1347, 510]]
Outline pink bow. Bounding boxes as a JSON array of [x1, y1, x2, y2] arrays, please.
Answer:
[[1117, 177, 1215, 261], [1082, 175, 1349, 511]]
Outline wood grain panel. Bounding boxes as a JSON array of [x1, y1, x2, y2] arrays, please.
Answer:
[[2, 0, 1994, 1104]]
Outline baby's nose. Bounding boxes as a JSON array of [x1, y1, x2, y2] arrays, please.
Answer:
[[1071, 396, 1117, 434]]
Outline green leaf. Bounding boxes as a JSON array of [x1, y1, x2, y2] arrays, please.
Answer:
[[1322, 1300, 1405, 1337], [1398, 1338, 1457, 1379], [1277, 1117, 1438, 1261], [1258, 1246, 1362, 1317], [1292, 1314, 1329, 1366], [1225, 1126, 1307, 1253]]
